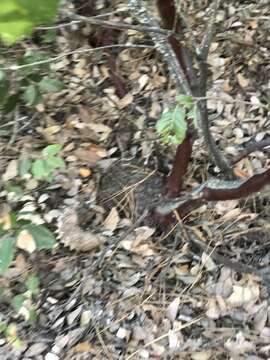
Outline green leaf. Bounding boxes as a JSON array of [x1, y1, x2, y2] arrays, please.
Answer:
[[22, 84, 39, 106], [5, 184, 24, 199], [0, 235, 16, 274], [38, 77, 64, 93], [17, 51, 50, 75], [0, 70, 9, 105], [11, 294, 25, 312], [18, 0, 61, 25], [31, 159, 51, 180], [172, 106, 187, 144], [2, 93, 20, 113], [0, 0, 61, 45], [0, 322, 7, 333], [25, 275, 39, 296], [18, 159, 32, 177], [28, 308, 38, 324], [23, 224, 56, 249], [156, 105, 187, 145], [176, 94, 194, 108], [42, 144, 62, 157], [41, 29, 57, 44], [45, 156, 65, 170]]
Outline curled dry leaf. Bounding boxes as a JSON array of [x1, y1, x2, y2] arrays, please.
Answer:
[[2, 159, 18, 181], [57, 204, 105, 252], [237, 73, 250, 88], [117, 93, 134, 109], [74, 144, 107, 166], [166, 297, 180, 322], [103, 207, 120, 232], [226, 280, 260, 308], [17, 230, 36, 253], [120, 226, 155, 256]]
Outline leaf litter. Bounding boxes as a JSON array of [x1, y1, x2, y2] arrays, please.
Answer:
[[0, 0, 269, 359]]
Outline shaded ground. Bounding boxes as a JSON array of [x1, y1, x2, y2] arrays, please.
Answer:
[[0, 0, 270, 359]]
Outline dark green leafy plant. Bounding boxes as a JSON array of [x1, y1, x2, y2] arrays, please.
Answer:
[[0, 51, 64, 113], [30, 144, 65, 182], [0, 212, 56, 274]]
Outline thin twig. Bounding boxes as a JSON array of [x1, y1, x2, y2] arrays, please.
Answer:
[[0, 44, 154, 71], [63, 10, 173, 37]]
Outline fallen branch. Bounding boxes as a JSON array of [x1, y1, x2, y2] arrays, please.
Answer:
[[155, 167, 270, 216]]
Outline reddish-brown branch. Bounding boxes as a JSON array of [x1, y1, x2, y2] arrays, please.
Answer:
[[202, 168, 270, 201], [156, 0, 198, 90], [165, 132, 194, 198], [155, 167, 270, 219]]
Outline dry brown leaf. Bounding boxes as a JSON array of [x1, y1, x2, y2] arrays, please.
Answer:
[[58, 205, 105, 252], [226, 281, 260, 308], [221, 208, 241, 221], [72, 342, 92, 353], [0, 213, 12, 230], [120, 227, 155, 256], [225, 332, 255, 355], [191, 351, 213, 360], [201, 252, 216, 271], [103, 207, 120, 232], [166, 297, 180, 322], [2, 159, 18, 181], [78, 106, 98, 123], [17, 230, 36, 253], [237, 73, 250, 88], [206, 298, 221, 319], [75, 144, 107, 166], [79, 167, 92, 178], [117, 93, 134, 109], [86, 123, 112, 141]]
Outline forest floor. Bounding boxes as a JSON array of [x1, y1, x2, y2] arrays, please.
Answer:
[[0, 0, 270, 359]]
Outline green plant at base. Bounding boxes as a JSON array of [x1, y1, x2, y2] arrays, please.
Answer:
[[156, 94, 197, 145], [0, 51, 64, 113], [30, 144, 65, 182], [0, 144, 64, 274], [0, 212, 56, 275]]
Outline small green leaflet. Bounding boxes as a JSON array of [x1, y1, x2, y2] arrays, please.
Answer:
[[25, 275, 40, 296], [176, 94, 194, 108], [31, 159, 52, 181], [38, 78, 64, 93], [42, 144, 62, 157], [0, 235, 16, 274], [22, 84, 40, 106], [11, 294, 25, 312], [156, 105, 187, 145]]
